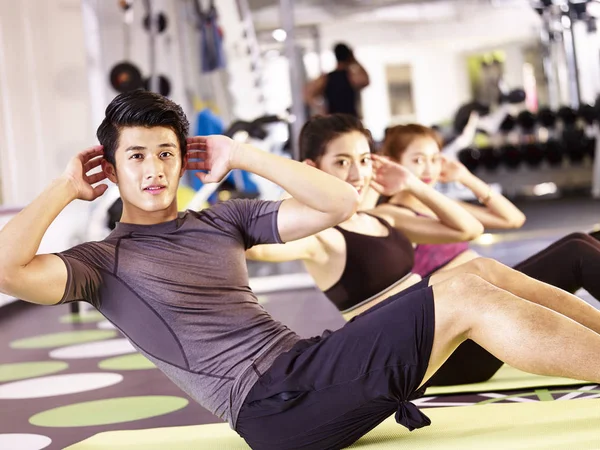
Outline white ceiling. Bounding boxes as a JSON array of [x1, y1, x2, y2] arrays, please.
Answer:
[[248, 0, 532, 30]]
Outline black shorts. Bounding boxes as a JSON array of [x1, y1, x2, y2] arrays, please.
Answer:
[[236, 279, 435, 450]]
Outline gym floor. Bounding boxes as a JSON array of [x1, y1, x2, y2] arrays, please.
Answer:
[[1, 196, 599, 450]]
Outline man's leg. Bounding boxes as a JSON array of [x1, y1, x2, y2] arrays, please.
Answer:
[[421, 273, 600, 387], [429, 256, 600, 336]]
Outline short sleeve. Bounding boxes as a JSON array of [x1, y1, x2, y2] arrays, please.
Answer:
[[54, 244, 103, 306], [204, 199, 283, 249]]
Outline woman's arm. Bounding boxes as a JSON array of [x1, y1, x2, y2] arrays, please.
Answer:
[[440, 156, 526, 229], [369, 155, 484, 243]]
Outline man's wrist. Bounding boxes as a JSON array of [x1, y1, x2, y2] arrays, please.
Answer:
[[228, 141, 247, 171], [54, 176, 79, 202]]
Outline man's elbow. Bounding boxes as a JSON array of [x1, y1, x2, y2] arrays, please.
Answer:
[[336, 189, 360, 222], [0, 269, 17, 297]]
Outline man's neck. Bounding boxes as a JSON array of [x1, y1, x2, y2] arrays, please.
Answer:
[[120, 204, 179, 226]]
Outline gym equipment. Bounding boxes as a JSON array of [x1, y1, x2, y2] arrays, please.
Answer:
[[143, 75, 171, 96], [498, 114, 516, 133], [500, 144, 521, 170], [579, 103, 596, 125], [516, 110, 536, 132], [585, 136, 596, 160], [479, 146, 502, 171], [557, 106, 578, 127], [427, 364, 588, 396], [66, 399, 600, 450], [452, 90, 525, 135], [563, 128, 586, 164], [498, 88, 526, 105], [109, 0, 143, 93], [109, 62, 143, 93], [457, 147, 481, 173], [143, 11, 168, 34], [545, 139, 565, 166], [192, 0, 226, 74], [522, 142, 545, 168], [453, 102, 490, 134], [537, 107, 557, 129]]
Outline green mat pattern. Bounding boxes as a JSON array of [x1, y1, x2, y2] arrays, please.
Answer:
[[426, 364, 589, 396], [65, 399, 600, 449]]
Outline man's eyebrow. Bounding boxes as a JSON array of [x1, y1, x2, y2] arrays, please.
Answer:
[[125, 143, 177, 151]]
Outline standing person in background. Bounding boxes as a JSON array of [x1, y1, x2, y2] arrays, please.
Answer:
[[305, 43, 370, 117]]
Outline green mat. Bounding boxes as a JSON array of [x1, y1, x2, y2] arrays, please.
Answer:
[[426, 365, 590, 396], [66, 399, 600, 449]]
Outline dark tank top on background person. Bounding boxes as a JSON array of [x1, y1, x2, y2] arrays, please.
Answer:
[[323, 214, 414, 312], [324, 70, 358, 116]]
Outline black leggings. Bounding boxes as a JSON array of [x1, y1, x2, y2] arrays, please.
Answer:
[[429, 232, 600, 386]]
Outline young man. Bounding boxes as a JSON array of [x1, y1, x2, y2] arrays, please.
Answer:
[[1, 91, 600, 450], [305, 43, 370, 117]]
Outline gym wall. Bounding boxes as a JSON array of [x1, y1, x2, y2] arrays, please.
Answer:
[[275, 4, 541, 141], [0, 0, 95, 207]]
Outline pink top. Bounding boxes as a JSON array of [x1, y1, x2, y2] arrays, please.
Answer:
[[392, 204, 469, 277]]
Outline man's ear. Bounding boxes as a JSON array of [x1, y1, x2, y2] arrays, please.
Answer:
[[304, 159, 318, 168], [102, 159, 118, 184], [180, 152, 189, 178]]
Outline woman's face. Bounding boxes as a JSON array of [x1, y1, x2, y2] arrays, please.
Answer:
[[309, 131, 373, 202], [398, 136, 442, 185]]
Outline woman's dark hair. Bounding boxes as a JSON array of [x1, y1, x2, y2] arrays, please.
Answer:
[[97, 89, 189, 166], [299, 114, 373, 162]]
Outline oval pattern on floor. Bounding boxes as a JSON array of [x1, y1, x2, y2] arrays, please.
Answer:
[[0, 361, 69, 383], [49, 339, 135, 360], [98, 353, 156, 371], [29, 396, 189, 427], [11, 330, 117, 349], [60, 311, 105, 324], [0, 373, 123, 399], [0, 433, 51, 450]]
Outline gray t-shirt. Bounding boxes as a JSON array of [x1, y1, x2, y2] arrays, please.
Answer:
[[56, 199, 301, 428]]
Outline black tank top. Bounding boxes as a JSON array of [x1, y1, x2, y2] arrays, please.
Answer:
[[324, 70, 358, 116], [323, 214, 415, 312]]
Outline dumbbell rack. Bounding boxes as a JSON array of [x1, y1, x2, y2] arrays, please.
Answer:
[[475, 154, 596, 198], [459, 106, 600, 199]]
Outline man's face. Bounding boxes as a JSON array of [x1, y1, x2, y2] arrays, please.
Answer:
[[103, 126, 186, 224]]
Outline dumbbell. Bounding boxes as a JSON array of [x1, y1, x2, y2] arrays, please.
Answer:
[[538, 107, 557, 129], [522, 142, 545, 168], [143, 75, 171, 97], [500, 144, 522, 170], [584, 137, 596, 160], [499, 88, 526, 105], [563, 128, 586, 164], [479, 146, 502, 171], [499, 115, 517, 133], [457, 147, 481, 173], [143, 12, 168, 34], [545, 139, 565, 167], [557, 106, 578, 128], [453, 102, 490, 134], [516, 111, 537, 132], [578, 104, 596, 125]]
